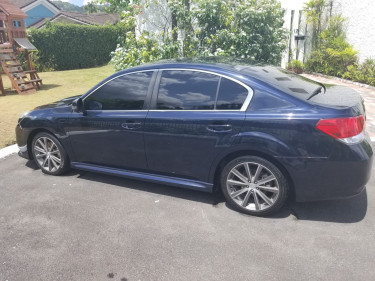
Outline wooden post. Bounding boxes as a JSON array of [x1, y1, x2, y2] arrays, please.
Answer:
[[0, 73, 4, 95]]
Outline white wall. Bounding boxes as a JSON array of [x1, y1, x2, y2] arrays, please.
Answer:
[[334, 0, 375, 62], [280, 0, 375, 64], [279, 0, 307, 67]]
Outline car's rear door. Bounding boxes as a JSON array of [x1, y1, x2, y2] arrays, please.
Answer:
[[143, 69, 252, 183], [65, 70, 156, 170]]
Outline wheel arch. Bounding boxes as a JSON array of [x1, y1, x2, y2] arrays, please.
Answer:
[[211, 149, 295, 200], [27, 128, 59, 159]]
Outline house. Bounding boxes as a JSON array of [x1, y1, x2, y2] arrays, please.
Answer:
[[12, 0, 60, 27], [12, 0, 119, 29], [31, 11, 119, 29]]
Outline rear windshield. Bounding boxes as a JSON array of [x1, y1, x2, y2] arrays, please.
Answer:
[[240, 66, 322, 99]]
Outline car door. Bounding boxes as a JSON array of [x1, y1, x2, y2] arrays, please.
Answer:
[[143, 69, 252, 183], [65, 70, 156, 170]]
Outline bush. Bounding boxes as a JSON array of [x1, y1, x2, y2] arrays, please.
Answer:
[[28, 23, 126, 71], [342, 59, 375, 86], [287, 60, 304, 74], [305, 16, 358, 77], [110, 0, 288, 71], [111, 32, 162, 70]]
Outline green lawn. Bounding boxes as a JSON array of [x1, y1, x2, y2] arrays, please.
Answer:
[[0, 65, 114, 148]]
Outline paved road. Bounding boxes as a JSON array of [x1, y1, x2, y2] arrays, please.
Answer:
[[0, 154, 374, 281]]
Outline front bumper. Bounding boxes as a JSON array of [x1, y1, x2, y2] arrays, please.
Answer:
[[18, 144, 31, 160], [16, 124, 32, 160]]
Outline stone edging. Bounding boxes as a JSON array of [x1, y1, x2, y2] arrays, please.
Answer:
[[0, 144, 18, 159], [304, 72, 375, 91]]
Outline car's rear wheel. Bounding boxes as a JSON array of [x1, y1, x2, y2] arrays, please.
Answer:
[[220, 156, 289, 216], [31, 132, 70, 175]]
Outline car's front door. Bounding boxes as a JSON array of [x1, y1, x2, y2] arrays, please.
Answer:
[[144, 69, 252, 183], [65, 70, 156, 170]]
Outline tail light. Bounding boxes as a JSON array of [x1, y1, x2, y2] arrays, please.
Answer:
[[316, 116, 365, 144]]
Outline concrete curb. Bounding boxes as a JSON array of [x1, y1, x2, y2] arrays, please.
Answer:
[[0, 144, 18, 159]]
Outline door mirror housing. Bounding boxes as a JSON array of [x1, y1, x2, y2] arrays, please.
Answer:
[[72, 98, 83, 113]]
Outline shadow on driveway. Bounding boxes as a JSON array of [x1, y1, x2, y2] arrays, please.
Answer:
[[25, 160, 368, 224]]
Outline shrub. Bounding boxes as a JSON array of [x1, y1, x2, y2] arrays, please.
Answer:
[[111, 32, 161, 70], [287, 60, 304, 74], [110, 0, 288, 71], [28, 23, 126, 71], [305, 15, 358, 77], [342, 59, 375, 86]]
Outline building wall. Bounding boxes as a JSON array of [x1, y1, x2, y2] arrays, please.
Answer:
[[280, 0, 375, 65], [24, 4, 55, 27], [279, 0, 307, 67], [334, 0, 375, 62]]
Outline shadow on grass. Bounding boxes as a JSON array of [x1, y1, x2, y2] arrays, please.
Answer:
[[0, 84, 61, 96], [0, 89, 18, 96], [38, 84, 61, 91], [24, 159, 368, 224]]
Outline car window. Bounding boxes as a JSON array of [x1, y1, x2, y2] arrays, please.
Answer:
[[216, 78, 248, 110], [157, 70, 219, 110], [85, 71, 153, 110]]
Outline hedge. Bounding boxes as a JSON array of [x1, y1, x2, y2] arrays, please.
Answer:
[[28, 23, 125, 71]]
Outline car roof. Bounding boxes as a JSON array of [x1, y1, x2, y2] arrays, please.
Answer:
[[115, 57, 266, 77], [85, 57, 322, 102]]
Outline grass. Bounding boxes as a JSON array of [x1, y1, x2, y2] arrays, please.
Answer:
[[0, 65, 114, 148]]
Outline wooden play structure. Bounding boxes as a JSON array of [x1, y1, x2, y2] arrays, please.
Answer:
[[0, 0, 42, 95]]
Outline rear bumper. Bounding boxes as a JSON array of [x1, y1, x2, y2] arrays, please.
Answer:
[[279, 137, 373, 202]]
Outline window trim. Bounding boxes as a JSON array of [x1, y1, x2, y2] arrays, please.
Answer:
[[83, 68, 254, 112], [82, 70, 156, 111], [150, 68, 253, 112]]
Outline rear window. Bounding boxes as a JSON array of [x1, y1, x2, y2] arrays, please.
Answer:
[[241, 66, 322, 100]]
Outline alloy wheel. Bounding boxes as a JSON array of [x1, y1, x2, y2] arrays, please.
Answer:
[[226, 162, 280, 211], [33, 136, 62, 173]]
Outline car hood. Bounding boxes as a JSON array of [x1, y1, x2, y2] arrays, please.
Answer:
[[34, 95, 81, 110]]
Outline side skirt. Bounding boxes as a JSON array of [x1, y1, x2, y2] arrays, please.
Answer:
[[71, 162, 214, 192]]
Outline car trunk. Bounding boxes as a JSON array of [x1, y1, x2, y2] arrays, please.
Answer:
[[308, 85, 364, 109]]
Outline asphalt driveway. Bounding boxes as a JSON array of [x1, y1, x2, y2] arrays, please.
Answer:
[[0, 153, 374, 281]]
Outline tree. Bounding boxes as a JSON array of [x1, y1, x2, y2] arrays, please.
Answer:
[[95, 0, 132, 13], [110, 0, 288, 70], [84, 2, 99, 14]]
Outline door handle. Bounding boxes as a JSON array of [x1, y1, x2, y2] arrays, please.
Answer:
[[206, 124, 232, 132], [121, 121, 142, 130]]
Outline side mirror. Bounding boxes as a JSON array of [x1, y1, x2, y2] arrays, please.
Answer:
[[72, 98, 83, 113]]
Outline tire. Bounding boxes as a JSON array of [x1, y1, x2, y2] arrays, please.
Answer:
[[220, 156, 289, 216], [31, 132, 70, 175]]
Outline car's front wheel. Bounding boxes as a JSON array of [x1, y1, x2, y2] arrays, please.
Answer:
[[31, 132, 70, 175], [220, 156, 289, 216]]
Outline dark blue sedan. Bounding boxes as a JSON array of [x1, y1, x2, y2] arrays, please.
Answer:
[[16, 59, 373, 216]]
